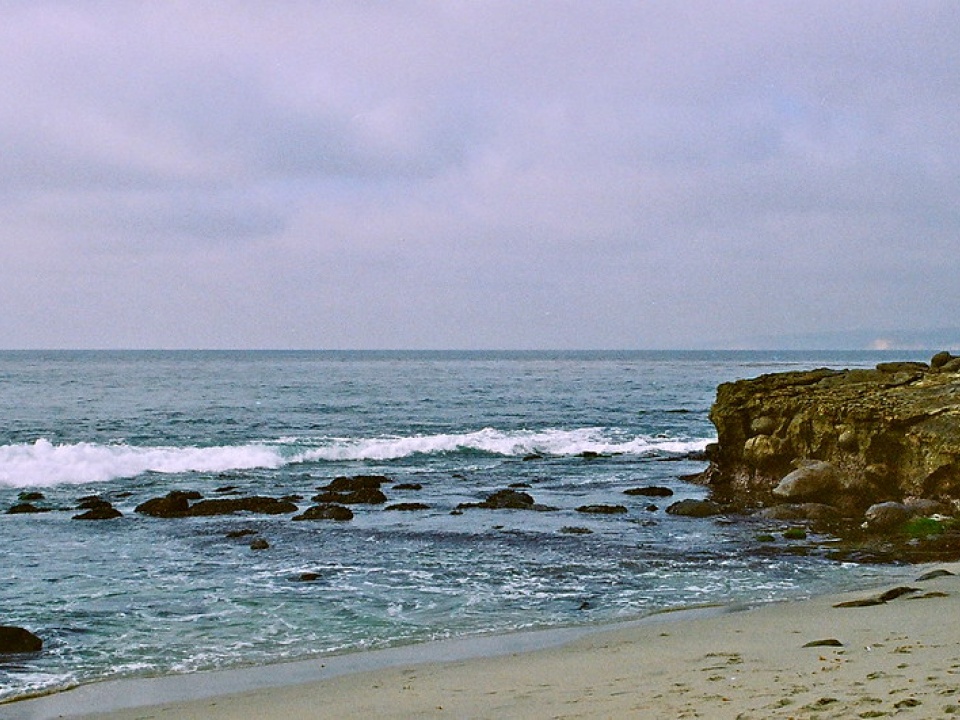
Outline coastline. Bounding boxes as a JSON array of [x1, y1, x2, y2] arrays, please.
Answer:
[[6, 564, 960, 720]]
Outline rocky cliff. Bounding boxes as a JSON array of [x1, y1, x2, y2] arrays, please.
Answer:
[[700, 352, 960, 533]]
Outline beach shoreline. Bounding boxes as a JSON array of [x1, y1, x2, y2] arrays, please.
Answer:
[[6, 564, 960, 719]]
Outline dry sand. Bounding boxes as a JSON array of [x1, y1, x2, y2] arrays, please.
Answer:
[[8, 563, 960, 719]]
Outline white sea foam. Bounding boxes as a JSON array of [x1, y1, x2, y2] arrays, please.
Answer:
[[0, 430, 713, 488], [0, 438, 284, 487], [293, 427, 710, 462]]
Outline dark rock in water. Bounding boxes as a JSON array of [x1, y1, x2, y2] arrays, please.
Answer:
[[384, 503, 431, 511], [297, 572, 321, 582], [6, 503, 51, 514], [135, 491, 201, 518], [576, 504, 628, 515], [522, 453, 543, 461], [392, 483, 423, 491], [580, 451, 602, 459], [455, 488, 558, 512], [624, 486, 674, 497], [559, 526, 594, 534], [73, 504, 123, 520], [76, 496, 112, 511], [214, 485, 240, 494], [292, 504, 354, 521], [186, 497, 298, 516], [249, 537, 269, 550], [226, 528, 258, 538], [18, 491, 44, 502], [665, 499, 723, 517], [509, 482, 532, 488], [468, 489, 534, 509], [137, 492, 295, 517], [321, 475, 389, 492], [0, 626, 42, 654], [802, 638, 844, 647], [312, 488, 387, 505]]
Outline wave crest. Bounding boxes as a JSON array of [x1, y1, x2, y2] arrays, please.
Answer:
[[0, 430, 713, 488]]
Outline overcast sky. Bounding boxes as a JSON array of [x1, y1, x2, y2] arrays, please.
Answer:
[[2, 1, 958, 350]]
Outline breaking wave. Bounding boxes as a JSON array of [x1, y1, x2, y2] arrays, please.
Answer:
[[0, 429, 713, 488]]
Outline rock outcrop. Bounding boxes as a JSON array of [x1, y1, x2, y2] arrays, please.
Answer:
[[700, 352, 960, 532]]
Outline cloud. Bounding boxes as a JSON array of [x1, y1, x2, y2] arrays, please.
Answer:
[[1, 1, 959, 348]]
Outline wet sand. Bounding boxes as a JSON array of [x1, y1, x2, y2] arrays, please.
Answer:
[[7, 563, 960, 719]]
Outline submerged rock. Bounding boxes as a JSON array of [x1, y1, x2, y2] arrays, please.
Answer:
[[665, 499, 724, 517], [186, 497, 298, 516], [73, 504, 123, 520], [321, 475, 389, 492], [292, 504, 354, 521], [311, 488, 387, 505], [576, 504, 628, 515], [136, 492, 296, 518], [457, 488, 558, 512], [0, 626, 42, 653], [134, 491, 201, 518], [6, 503, 50, 514], [623, 486, 674, 497]]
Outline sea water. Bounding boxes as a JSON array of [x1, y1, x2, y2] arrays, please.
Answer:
[[0, 350, 928, 702]]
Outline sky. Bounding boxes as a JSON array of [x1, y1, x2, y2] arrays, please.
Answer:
[[2, 1, 959, 350]]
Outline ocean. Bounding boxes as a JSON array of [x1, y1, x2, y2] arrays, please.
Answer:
[[0, 350, 928, 703]]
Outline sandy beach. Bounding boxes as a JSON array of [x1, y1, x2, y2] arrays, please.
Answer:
[[4, 563, 958, 720]]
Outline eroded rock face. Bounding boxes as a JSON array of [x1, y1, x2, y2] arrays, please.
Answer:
[[701, 353, 960, 524]]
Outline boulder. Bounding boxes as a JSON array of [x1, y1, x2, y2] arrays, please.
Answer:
[[292, 504, 354, 521], [623, 486, 674, 497], [185, 497, 298, 516], [77, 496, 112, 510], [576, 504, 628, 515], [864, 502, 915, 531], [135, 492, 296, 517], [473, 489, 534, 509], [0, 626, 42, 653], [6, 503, 50, 514], [384, 503, 431, 511], [931, 351, 955, 370], [321, 475, 389, 492], [773, 461, 840, 502], [456, 488, 558, 512], [73, 505, 123, 520], [135, 491, 199, 518], [666, 499, 724, 517], [311, 488, 387, 505]]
